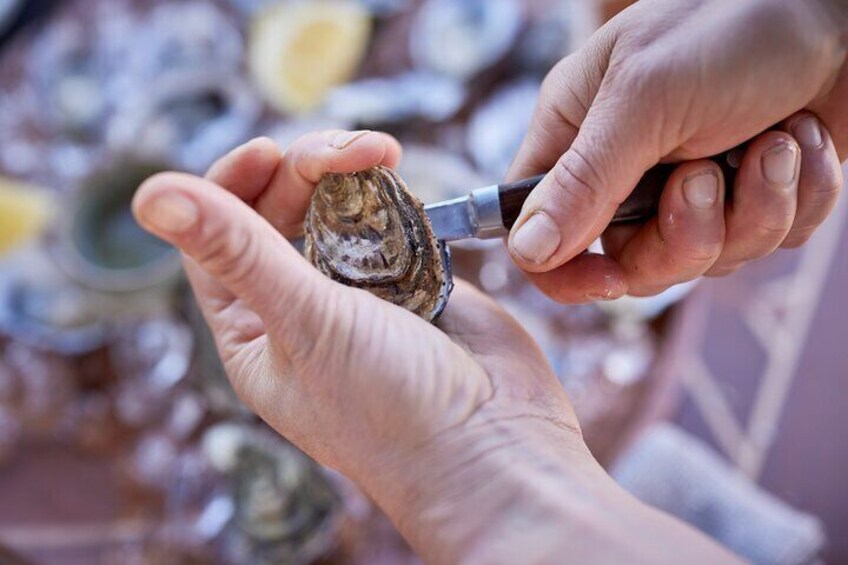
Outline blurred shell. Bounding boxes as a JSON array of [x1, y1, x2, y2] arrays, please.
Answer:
[[411, 0, 523, 80], [304, 167, 452, 322], [202, 423, 340, 564], [324, 71, 466, 125], [467, 79, 540, 180], [107, 71, 260, 173]]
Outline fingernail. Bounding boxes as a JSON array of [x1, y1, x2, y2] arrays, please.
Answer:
[[792, 116, 823, 148], [682, 171, 719, 210], [510, 212, 561, 264], [762, 142, 798, 186], [140, 193, 198, 234], [332, 130, 372, 150]]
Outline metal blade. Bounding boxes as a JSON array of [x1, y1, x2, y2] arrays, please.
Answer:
[[424, 196, 475, 242]]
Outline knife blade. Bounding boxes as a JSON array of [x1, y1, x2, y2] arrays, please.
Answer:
[[425, 149, 742, 242]]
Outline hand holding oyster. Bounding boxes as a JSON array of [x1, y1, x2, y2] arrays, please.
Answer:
[[304, 166, 452, 322]]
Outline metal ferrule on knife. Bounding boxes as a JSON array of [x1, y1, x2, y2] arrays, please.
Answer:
[[424, 184, 506, 242]]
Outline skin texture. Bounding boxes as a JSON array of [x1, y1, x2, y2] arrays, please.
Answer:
[[133, 133, 739, 564], [508, 0, 848, 302]]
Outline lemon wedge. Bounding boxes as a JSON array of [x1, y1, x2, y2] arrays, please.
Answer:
[[0, 177, 52, 256], [249, 0, 372, 115]]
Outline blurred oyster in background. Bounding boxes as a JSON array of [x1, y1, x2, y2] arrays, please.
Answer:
[[0, 251, 108, 355], [265, 116, 356, 153], [248, 0, 372, 115], [112, 316, 194, 428], [110, 318, 194, 393], [411, 0, 523, 81], [126, 2, 243, 80], [0, 87, 45, 180], [130, 431, 182, 488], [397, 144, 485, 204], [3, 341, 76, 436], [107, 72, 260, 173], [203, 424, 341, 564], [514, 1, 575, 75], [467, 79, 539, 180], [28, 20, 108, 140], [324, 71, 466, 125]]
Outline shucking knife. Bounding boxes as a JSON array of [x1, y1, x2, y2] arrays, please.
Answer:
[[425, 148, 742, 242]]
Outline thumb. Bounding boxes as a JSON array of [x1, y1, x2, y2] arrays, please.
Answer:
[[132, 172, 338, 351], [507, 79, 662, 273]]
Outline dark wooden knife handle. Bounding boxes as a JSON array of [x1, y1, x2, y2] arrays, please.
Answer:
[[498, 150, 741, 230]]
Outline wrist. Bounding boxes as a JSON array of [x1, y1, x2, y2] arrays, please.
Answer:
[[353, 413, 742, 564], [355, 414, 614, 563]]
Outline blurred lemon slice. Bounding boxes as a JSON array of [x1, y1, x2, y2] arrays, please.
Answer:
[[249, 0, 372, 115], [0, 177, 51, 256]]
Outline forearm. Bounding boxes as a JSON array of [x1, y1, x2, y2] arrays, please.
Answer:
[[355, 418, 741, 564]]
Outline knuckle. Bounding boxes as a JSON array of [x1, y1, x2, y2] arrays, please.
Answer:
[[733, 203, 795, 247], [551, 149, 606, 209], [676, 245, 722, 266], [197, 222, 261, 285], [781, 228, 815, 249], [614, 52, 668, 102], [665, 239, 723, 271], [661, 227, 724, 265], [719, 237, 779, 265], [752, 220, 793, 241], [705, 265, 741, 278], [805, 171, 843, 197], [628, 283, 670, 298]]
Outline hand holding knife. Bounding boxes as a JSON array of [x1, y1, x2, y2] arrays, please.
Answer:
[[425, 148, 742, 243]]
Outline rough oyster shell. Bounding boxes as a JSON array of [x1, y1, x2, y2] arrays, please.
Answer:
[[304, 166, 452, 322]]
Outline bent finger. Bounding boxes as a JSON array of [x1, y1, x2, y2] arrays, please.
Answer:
[[707, 132, 799, 275], [781, 112, 843, 248], [615, 160, 726, 296], [132, 172, 336, 351], [255, 130, 403, 237], [522, 253, 628, 304]]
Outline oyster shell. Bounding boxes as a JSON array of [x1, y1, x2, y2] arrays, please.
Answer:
[[304, 166, 452, 322]]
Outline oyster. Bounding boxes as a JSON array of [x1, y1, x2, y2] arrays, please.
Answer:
[[202, 423, 340, 564], [304, 166, 452, 322]]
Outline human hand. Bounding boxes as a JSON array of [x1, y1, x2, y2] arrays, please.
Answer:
[[508, 0, 847, 302], [133, 132, 737, 563], [130, 131, 581, 562]]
